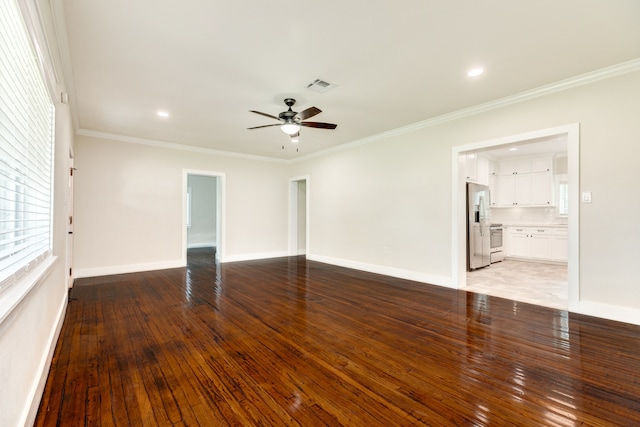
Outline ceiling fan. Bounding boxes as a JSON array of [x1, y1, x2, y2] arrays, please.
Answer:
[[248, 98, 337, 140]]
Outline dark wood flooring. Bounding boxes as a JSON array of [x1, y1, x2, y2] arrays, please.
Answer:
[[35, 252, 640, 426]]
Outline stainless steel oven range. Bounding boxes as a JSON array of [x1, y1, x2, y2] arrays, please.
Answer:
[[489, 224, 504, 263]]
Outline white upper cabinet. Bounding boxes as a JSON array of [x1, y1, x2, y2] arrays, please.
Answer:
[[488, 160, 498, 206], [476, 155, 489, 186], [465, 153, 477, 182], [500, 158, 532, 175], [531, 171, 553, 205], [464, 153, 490, 185], [497, 155, 554, 207]]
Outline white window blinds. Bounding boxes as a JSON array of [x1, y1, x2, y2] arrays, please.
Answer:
[[0, 0, 55, 293]]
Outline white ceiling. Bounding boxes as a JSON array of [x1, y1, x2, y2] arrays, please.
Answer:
[[59, 1, 640, 160]]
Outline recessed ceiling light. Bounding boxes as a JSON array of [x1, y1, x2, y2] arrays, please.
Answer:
[[467, 67, 484, 77], [157, 111, 169, 118], [509, 147, 518, 151]]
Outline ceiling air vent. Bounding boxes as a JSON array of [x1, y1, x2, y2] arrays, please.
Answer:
[[306, 78, 337, 93]]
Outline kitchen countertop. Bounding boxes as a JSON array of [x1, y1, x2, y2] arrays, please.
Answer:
[[501, 223, 568, 228]]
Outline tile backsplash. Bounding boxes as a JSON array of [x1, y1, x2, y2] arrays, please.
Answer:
[[489, 206, 568, 225]]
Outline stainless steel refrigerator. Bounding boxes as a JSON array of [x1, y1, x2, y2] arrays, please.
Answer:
[[467, 182, 491, 270]]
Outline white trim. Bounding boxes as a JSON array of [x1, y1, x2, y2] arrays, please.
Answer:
[[23, 291, 67, 427], [307, 254, 452, 288], [571, 301, 640, 326], [451, 124, 582, 311], [0, 256, 57, 326], [66, 60, 640, 165], [294, 59, 640, 163], [15, 0, 59, 100], [73, 260, 184, 279], [220, 251, 289, 263], [78, 129, 288, 163], [288, 175, 310, 256], [183, 170, 226, 264]]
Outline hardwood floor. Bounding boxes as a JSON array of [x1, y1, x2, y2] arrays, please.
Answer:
[[35, 254, 640, 426]]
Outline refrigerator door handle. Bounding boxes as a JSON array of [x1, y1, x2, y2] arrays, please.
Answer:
[[478, 195, 485, 236]]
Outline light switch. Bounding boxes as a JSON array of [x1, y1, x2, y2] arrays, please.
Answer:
[[581, 191, 592, 203]]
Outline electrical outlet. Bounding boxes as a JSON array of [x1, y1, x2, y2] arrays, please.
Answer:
[[581, 192, 592, 203]]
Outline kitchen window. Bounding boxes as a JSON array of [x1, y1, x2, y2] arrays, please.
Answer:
[[558, 181, 568, 216]]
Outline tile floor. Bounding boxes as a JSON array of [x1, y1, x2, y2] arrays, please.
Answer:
[[464, 259, 568, 310]]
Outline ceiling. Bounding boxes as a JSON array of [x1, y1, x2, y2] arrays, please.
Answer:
[[58, 1, 640, 160]]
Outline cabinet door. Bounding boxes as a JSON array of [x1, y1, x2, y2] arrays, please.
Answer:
[[551, 229, 568, 261], [488, 160, 498, 177], [514, 174, 532, 205], [530, 229, 552, 260], [509, 229, 530, 257], [476, 155, 489, 186], [531, 172, 552, 205], [498, 174, 516, 206], [500, 158, 532, 175], [466, 153, 477, 182], [532, 156, 552, 173], [488, 175, 499, 206]]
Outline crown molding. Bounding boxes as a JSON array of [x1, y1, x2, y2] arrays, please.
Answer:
[[72, 58, 639, 165], [76, 129, 289, 164], [294, 58, 640, 163]]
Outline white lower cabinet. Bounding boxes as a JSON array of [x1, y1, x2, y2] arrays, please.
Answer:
[[551, 229, 568, 262], [506, 226, 567, 262]]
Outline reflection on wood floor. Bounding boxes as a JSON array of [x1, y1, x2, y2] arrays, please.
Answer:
[[35, 256, 640, 426], [465, 259, 568, 310]]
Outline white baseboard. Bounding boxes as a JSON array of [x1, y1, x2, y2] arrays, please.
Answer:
[[570, 300, 640, 326], [306, 254, 453, 288], [220, 251, 289, 263], [74, 260, 185, 279], [23, 291, 67, 427]]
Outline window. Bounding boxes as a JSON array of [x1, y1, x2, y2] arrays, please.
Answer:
[[0, 0, 55, 294], [558, 181, 568, 216]]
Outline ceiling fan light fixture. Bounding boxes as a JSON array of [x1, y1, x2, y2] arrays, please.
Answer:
[[281, 122, 300, 135]]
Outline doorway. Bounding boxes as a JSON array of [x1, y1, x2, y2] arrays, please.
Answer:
[[289, 176, 309, 256], [452, 124, 580, 311], [183, 170, 225, 265]]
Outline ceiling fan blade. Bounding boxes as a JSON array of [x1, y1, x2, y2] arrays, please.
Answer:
[[247, 123, 281, 130], [297, 106, 322, 120], [249, 110, 280, 121], [300, 121, 337, 129]]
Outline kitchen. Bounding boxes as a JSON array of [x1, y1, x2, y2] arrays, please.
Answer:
[[463, 136, 569, 309]]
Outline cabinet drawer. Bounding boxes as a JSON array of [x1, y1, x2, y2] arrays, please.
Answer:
[[531, 228, 550, 235]]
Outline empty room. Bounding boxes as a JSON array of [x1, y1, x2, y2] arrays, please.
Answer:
[[2, 1, 640, 426]]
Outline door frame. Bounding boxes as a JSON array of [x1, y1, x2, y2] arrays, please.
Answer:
[[288, 175, 310, 256], [451, 123, 580, 310], [67, 149, 74, 288], [182, 169, 226, 264]]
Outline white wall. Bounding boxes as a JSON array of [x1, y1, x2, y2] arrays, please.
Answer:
[[73, 135, 291, 277], [187, 174, 217, 248], [292, 69, 640, 323]]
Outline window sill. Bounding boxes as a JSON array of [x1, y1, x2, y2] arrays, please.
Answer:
[[0, 256, 58, 326]]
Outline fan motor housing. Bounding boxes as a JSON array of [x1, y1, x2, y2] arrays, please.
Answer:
[[279, 98, 298, 121]]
